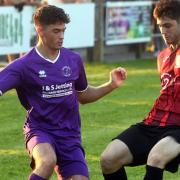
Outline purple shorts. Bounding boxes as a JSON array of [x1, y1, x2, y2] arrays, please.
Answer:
[[26, 130, 89, 179]]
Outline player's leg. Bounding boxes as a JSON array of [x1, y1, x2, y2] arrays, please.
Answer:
[[100, 123, 152, 180], [147, 136, 180, 168], [100, 139, 133, 180], [28, 142, 57, 180], [54, 165, 63, 180], [26, 131, 57, 180], [144, 129, 180, 180], [100, 123, 157, 180]]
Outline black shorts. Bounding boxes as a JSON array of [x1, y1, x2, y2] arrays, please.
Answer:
[[114, 123, 180, 173]]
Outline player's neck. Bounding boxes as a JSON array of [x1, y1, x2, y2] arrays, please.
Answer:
[[36, 43, 60, 61]]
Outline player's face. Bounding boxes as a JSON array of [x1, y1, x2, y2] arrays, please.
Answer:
[[157, 16, 180, 46], [40, 22, 66, 50]]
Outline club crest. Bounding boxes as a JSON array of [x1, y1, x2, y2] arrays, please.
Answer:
[[62, 66, 72, 77]]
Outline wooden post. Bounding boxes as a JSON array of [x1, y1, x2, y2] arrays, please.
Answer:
[[92, 0, 104, 62], [135, 43, 144, 59]]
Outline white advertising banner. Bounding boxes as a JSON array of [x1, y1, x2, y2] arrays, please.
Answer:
[[0, 4, 95, 55], [0, 6, 34, 55], [105, 1, 152, 45], [55, 3, 95, 48]]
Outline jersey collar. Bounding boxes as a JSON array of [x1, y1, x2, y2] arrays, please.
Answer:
[[35, 47, 60, 64]]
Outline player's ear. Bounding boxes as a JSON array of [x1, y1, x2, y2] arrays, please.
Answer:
[[36, 26, 43, 36]]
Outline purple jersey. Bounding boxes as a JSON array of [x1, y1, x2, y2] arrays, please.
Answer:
[[0, 47, 88, 137]]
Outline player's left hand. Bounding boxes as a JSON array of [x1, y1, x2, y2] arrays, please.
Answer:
[[109, 67, 127, 89]]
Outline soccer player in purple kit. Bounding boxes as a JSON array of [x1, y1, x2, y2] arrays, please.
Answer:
[[0, 5, 127, 180], [100, 1, 180, 180]]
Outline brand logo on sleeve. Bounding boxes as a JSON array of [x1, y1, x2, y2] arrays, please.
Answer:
[[39, 70, 47, 78], [62, 66, 72, 77]]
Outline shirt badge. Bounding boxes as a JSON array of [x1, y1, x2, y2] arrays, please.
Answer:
[[39, 70, 47, 78], [62, 66, 72, 77]]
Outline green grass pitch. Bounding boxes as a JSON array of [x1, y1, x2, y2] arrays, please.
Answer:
[[0, 59, 179, 179]]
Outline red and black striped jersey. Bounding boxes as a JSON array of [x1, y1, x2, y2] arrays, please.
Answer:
[[144, 46, 180, 126]]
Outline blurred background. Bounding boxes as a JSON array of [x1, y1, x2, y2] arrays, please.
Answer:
[[0, 0, 164, 64]]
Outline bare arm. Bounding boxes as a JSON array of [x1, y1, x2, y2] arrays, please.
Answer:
[[77, 67, 127, 104]]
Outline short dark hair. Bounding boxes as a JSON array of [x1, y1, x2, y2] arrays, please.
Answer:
[[153, 0, 180, 21], [33, 5, 70, 27]]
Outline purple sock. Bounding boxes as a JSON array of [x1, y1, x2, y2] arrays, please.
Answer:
[[28, 173, 47, 180]]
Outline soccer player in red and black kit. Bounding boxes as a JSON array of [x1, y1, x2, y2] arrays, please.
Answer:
[[100, 0, 180, 180]]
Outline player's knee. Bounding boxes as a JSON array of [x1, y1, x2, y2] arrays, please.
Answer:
[[100, 153, 121, 173], [147, 152, 165, 168], [36, 155, 56, 172], [100, 153, 113, 172]]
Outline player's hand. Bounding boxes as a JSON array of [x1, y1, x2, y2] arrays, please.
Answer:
[[109, 67, 127, 89]]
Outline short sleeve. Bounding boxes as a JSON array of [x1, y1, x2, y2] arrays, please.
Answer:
[[75, 56, 88, 92], [0, 61, 23, 95]]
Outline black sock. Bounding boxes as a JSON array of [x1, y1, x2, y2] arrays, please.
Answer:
[[144, 165, 164, 180], [103, 167, 127, 180]]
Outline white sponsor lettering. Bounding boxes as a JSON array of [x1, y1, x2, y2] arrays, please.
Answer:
[[42, 82, 73, 98]]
